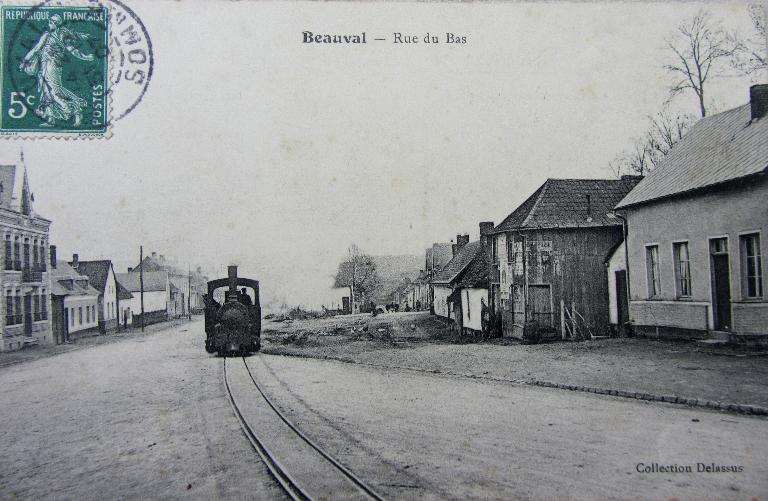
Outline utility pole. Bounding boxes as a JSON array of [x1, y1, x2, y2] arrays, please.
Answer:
[[139, 246, 145, 332], [187, 264, 191, 320]]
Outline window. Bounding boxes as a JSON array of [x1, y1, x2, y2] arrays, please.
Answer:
[[33, 293, 40, 321], [4, 235, 11, 271], [741, 233, 763, 298], [40, 242, 46, 272], [673, 242, 692, 298], [78, 307, 83, 325], [6, 291, 13, 325], [86, 306, 90, 323], [646, 245, 661, 297], [70, 308, 74, 327], [13, 237, 20, 270], [92, 305, 96, 322], [492, 237, 498, 264], [32, 240, 39, 271], [14, 292, 21, 323], [41, 290, 47, 320]]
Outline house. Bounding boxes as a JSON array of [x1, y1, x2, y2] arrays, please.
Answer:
[[0, 160, 53, 351], [130, 252, 189, 318], [115, 271, 170, 326], [488, 177, 642, 340], [50, 254, 100, 343], [189, 266, 208, 313], [431, 230, 491, 334], [70, 255, 121, 333], [615, 85, 768, 342]]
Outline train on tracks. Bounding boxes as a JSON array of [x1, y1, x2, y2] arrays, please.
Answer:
[[204, 266, 261, 355]]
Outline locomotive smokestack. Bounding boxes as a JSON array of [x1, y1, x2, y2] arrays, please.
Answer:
[[228, 265, 238, 294]]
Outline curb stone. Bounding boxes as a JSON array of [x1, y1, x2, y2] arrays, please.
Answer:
[[260, 348, 768, 417]]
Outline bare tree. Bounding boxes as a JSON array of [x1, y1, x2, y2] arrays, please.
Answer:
[[610, 137, 653, 177], [610, 109, 694, 177], [646, 111, 694, 169], [729, 4, 768, 77], [665, 10, 736, 117], [334, 244, 381, 307]]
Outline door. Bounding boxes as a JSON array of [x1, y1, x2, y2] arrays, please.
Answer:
[[528, 284, 553, 327], [615, 270, 629, 325], [710, 238, 731, 331], [23, 294, 32, 337], [342, 297, 350, 314]]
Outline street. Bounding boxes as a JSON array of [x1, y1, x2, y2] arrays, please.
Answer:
[[1, 320, 767, 500], [0, 319, 283, 500]]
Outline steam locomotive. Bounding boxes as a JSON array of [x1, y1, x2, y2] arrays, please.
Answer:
[[204, 266, 261, 355]]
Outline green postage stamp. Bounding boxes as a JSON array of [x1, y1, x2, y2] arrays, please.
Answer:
[[0, 4, 109, 137]]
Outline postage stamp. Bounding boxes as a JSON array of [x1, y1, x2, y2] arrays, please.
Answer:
[[0, 3, 109, 137]]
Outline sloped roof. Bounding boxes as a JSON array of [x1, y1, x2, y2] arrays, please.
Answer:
[[117, 281, 133, 300], [492, 177, 642, 233], [116, 271, 168, 292], [72, 260, 112, 293], [432, 241, 481, 285], [617, 103, 768, 208], [51, 261, 100, 297], [455, 254, 489, 289]]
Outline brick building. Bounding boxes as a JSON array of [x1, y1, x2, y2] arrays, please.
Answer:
[[0, 161, 53, 351]]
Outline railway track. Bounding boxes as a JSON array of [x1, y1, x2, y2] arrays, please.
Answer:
[[224, 356, 385, 501]]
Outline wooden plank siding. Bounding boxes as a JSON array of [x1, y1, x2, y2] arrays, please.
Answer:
[[501, 226, 622, 338]]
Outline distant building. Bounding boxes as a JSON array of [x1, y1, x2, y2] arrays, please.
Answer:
[[615, 85, 768, 342], [0, 161, 53, 351], [489, 177, 641, 340], [431, 237, 486, 333], [50, 257, 100, 343], [69, 255, 121, 334], [115, 271, 170, 326], [189, 266, 208, 313], [130, 252, 189, 318]]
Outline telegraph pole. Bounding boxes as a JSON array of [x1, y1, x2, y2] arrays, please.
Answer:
[[139, 246, 145, 332], [187, 264, 191, 321]]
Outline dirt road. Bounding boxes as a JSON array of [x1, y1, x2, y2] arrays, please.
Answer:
[[254, 353, 768, 500], [0, 319, 283, 500]]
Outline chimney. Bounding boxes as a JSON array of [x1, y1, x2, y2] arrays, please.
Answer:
[[159, 254, 165, 263], [750, 84, 768, 120], [72, 253, 79, 269], [457, 234, 470, 249], [49, 245, 57, 269], [479, 221, 494, 248], [127, 267, 133, 273], [151, 251, 157, 259]]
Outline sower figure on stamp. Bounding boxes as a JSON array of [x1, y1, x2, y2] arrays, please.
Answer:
[[18, 14, 95, 127]]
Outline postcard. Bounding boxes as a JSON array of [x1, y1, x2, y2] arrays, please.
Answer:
[[0, 1, 766, 499]]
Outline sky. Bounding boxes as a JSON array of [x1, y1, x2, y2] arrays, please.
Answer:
[[1, 0, 762, 307]]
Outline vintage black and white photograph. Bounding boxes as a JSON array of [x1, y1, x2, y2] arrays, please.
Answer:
[[0, 0, 767, 499]]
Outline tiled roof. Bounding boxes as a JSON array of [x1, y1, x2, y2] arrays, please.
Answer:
[[617, 103, 768, 208], [51, 261, 100, 297], [117, 281, 133, 300], [432, 241, 481, 285], [72, 260, 112, 293], [455, 254, 489, 289], [493, 177, 642, 233], [116, 271, 168, 292]]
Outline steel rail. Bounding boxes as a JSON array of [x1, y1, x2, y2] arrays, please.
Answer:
[[242, 356, 385, 501], [223, 357, 309, 501]]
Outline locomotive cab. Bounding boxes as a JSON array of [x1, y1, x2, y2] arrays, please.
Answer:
[[204, 266, 261, 355]]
